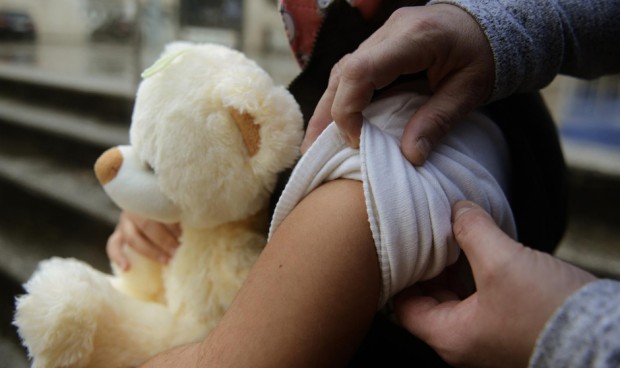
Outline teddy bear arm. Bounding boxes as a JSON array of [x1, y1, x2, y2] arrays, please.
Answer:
[[14, 258, 186, 368], [162, 229, 265, 330]]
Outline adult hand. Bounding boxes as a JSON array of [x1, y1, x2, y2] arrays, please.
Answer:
[[106, 211, 181, 271], [302, 4, 495, 165], [394, 201, 597, 368]]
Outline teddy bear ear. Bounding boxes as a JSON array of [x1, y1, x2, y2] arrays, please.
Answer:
[[229, 108, 260, 157]]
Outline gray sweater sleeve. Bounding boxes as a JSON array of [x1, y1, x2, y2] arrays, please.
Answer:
[[427, 0, 620, 100], [529, 279, 620, 367]]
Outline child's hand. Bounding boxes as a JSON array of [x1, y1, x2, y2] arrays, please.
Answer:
[[303, 4, 494, 165], [106, 211, 181, 271], [394, 201, 596, 368]]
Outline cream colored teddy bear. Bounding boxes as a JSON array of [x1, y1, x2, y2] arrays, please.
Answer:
[[14, 42, 303, 368]]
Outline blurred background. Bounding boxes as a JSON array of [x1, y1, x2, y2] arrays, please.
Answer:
[[0, 1, 618, 366]]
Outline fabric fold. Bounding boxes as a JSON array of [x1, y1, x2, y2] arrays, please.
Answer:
[[269, 88, 516, 306]]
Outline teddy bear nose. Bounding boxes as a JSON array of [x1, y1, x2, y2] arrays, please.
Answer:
[[94, 147, 123, 185]]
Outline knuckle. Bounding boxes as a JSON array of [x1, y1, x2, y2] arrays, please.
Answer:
[[388, 7, 416, 26], [432, 336, 469, 367], [340, 54, 370, 82], [453, 209, 487, 241], [409, 14, 441, 34], [424, 110, 452, 138], [331, 109, 360, 132], [328, 64, 342, 87], [330, 106, 348, 123], [460, 75, 491, 105], [329, 53, 352, 81], [432, 324, 484, 367]]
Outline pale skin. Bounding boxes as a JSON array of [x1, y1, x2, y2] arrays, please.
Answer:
[[394, 201, 597, 367], [304, 4, 495, 164]]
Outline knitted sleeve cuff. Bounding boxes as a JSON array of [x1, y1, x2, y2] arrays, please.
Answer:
[[427, 0, 564, 101], [529, 279, 620, 367]]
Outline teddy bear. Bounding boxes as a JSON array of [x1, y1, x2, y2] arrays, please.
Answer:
[[13, 41, 304, 368]]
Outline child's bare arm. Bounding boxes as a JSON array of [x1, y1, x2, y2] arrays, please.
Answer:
[[142, 179, 380, 367]]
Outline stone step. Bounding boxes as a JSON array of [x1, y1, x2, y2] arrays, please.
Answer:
[[0, 43, 137, 99], [0, 180, 112, 368], [0, 121, 120, 227], [0, 180, 112, 284], [0, 152, 119, 228], [0, 97, 128, 149], [0, 268, 29, 368], [1, 76, 133, 125]]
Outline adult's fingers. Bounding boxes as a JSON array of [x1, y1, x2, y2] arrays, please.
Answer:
[[303, 51, 380, 152], [330, 37, 434, 147], [451, 201, 522, 281], [328, 54, 376, 148], [394, 288, 463, 348], [400, 67, 489, 164], [304, 19, 436, 152]]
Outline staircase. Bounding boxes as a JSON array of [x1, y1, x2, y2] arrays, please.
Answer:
[[0, 42, 135, 367], [0, 40, 618, 367]]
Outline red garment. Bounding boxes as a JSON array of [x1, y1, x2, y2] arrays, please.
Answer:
[[279, 0, 382, 67]]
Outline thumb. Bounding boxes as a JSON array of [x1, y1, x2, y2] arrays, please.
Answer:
[[451, 201, 522, 279], [400, 74, 483, 165], [394, 287, 461, 345]]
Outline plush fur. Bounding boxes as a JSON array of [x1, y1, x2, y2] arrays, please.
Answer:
[[14, 42, 304, 368]]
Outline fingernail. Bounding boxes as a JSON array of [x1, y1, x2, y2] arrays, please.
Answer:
[[416, 137, 431, 161], [453, 201, 476, 220], [159, 255, 170, 265]]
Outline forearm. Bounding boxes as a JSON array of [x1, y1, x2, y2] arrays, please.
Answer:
[[428, 0, 620, 99], [143, 179, 380, 367]]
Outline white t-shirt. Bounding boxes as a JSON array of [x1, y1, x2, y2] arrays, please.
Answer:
[[269, 86, 516, 306]]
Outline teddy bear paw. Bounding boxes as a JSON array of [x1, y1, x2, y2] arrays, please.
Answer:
[[14, 257, 109, 368]]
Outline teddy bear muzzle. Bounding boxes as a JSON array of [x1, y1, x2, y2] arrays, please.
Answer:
[[94, 145, 182, 223], [95, 147, 123, 185]]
